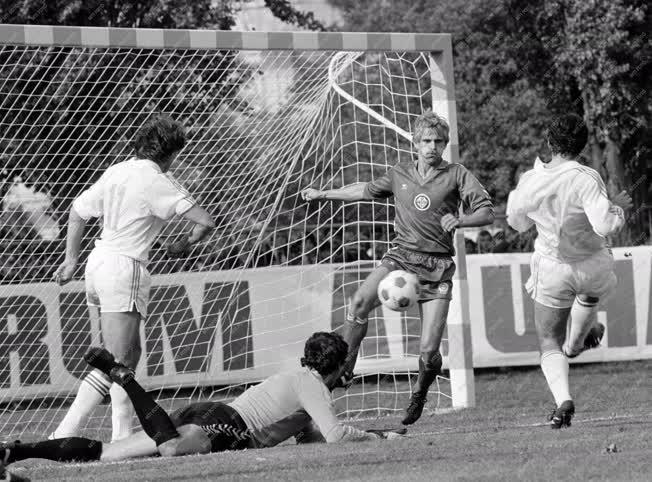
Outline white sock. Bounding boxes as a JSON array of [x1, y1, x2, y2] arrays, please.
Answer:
[[110, 384, 135, 442], [563, 299, 599, 356], [541, 350, 571, 406], [51, 369, 111, 438]]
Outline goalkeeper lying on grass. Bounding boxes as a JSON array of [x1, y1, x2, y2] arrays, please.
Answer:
[[1, 332, 404, 475]]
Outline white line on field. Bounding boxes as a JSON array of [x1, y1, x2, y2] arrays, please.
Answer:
[[410, 412, 652, 437]]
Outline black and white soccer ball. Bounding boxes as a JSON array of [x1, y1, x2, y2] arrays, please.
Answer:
[[377, 270, 420, 312]]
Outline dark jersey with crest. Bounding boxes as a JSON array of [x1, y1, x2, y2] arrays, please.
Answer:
[[364, 161, 493, 255]]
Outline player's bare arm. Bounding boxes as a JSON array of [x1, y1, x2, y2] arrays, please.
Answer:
[[441, 206, 494, 232], [166, 205, 216, 258], [301, 182, 370, 202], [53, 205, 87, 285]]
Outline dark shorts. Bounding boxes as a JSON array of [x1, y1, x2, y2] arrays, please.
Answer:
[[170, 401, 252, 452], [381, 246, 455, 301]]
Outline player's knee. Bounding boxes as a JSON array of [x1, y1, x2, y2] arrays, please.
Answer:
[[125, 345, 142, 368], [158, 425, 211, 457], [112, 344, 141, 368], [349, 293, 368, 319], [351, 291, 375, 319], [157, 440, 177, 457]]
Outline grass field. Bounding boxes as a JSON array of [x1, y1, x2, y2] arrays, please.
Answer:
[[7, 359, 651, 481]]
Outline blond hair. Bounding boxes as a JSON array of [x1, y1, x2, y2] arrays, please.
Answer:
[[413, 111, 450, 143]]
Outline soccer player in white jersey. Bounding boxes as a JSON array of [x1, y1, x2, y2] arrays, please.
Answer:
[[506, 114, 632, 428], [0, 332, 403, 475], [51, 115, 215, 442]]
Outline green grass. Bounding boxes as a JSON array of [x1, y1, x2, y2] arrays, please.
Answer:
[[8, 359, 652, 481]]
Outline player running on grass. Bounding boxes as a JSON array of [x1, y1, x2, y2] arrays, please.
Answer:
[[51, 115, 215, 442], [0, 332, 403, 479], [506, 113, 632, 428], [301, 111, 494, 425]]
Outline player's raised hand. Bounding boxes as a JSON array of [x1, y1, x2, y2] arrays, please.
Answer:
[[612, 190, 633, 211], [301, 188, 323, 202], [440, 213, 460, 231], [53, 259, 76, 285], [166, 234, 192, 258]]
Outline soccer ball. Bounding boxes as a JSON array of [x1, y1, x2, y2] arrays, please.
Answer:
[[377, 270, 420, 312]]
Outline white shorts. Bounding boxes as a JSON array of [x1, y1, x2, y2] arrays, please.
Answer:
[[85, 248, 151, 317], [526, 248, 617, 309]]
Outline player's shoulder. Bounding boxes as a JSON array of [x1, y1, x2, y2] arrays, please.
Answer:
[[390, 160, 412, 173], [570, 164, 602, 182], [518, 168, 538, 183], [566, 163, 606, 190], [294, 367, 329, 392], [447, 162, 475, 177]]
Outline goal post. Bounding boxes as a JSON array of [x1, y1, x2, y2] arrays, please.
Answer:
[[0, 24, 473, 440]]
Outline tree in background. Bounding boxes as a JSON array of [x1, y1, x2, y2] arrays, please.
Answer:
[[502, 0, 651, 244]]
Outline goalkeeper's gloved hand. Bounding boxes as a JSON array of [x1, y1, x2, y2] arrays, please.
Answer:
[[366, 428, 407, 440], [165, 234, 192, 258]]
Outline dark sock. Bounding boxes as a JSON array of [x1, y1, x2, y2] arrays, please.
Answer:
[[119, 376, 179, 446], [6, 438, 102, 463], [413, 352, 442, 396]]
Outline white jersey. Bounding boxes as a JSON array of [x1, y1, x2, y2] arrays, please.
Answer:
[[73, 158, 195, 263], [506, 160, 624, 262], [229, 367, 374, 444]]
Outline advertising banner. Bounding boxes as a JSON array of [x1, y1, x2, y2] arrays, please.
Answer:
[[0, 246, 649, 400]]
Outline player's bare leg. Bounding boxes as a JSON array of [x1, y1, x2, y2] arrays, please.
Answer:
[[339, 265, 390, 386], [1, 419, 209, 468], [101, 309, 142, 442], [534, 302, 574, 428], [98, 429, 157, 461], [100, 424, 210, 461], [51, 305, 112, 439], [563, 295, 604, 358], [402, 298, 448, 425]]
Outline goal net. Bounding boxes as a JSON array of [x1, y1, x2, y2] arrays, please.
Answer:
[[0, 27, 472, 441]]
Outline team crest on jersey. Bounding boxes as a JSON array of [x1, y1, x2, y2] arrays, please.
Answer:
[[413, 193, 431, 211]]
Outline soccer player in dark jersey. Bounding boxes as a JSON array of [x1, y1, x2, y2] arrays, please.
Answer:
[[301, 111, 494, 425]]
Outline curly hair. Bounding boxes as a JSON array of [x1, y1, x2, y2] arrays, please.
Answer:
[[546, 114, 588, 158], [413, 110, 450, 144], [300, 332, 348, 377], [132, 115, 186, 164]]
